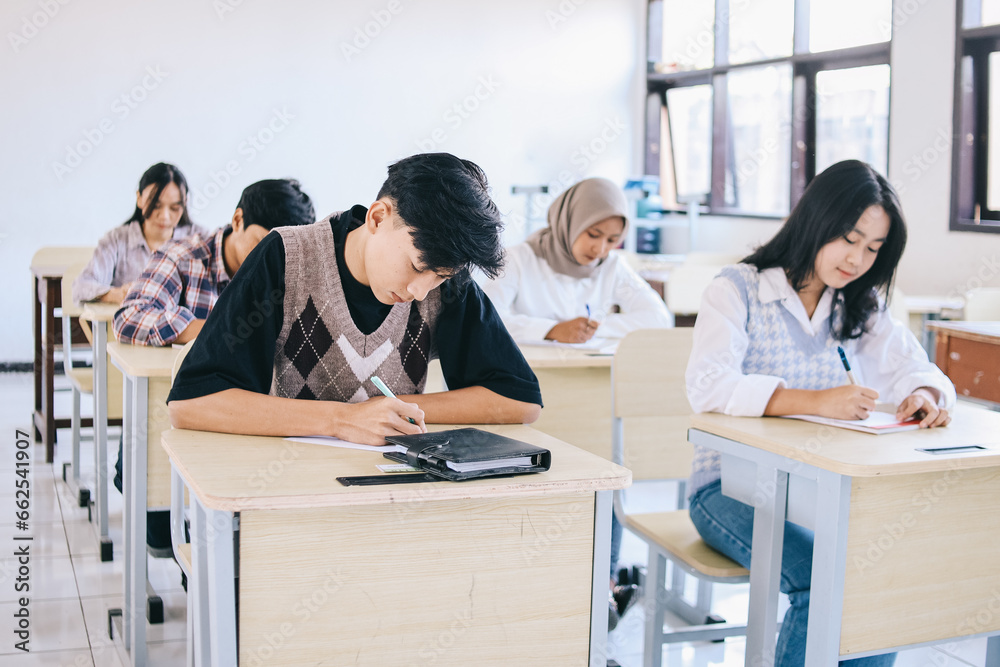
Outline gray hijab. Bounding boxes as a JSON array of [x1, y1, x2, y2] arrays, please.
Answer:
[[525, 177, 629, 279]]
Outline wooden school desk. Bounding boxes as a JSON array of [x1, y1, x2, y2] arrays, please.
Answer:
[[519, 343, 614, 461], [80, 303, 124, 561], [929, 321, 1000, 405], [30, 245, 95, 461], [689, 404, 1000, 666], [905, 295, 965, 357], [107, 341, 181, 665], [161, 425, 631, 666]]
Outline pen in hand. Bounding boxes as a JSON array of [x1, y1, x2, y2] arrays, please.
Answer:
[[370, 375, 417, 424], [837, 346, 858, 385]]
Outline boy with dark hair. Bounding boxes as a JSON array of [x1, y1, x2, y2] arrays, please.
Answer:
[[114, 178, 315, 346], [169, 153, 542, 443]]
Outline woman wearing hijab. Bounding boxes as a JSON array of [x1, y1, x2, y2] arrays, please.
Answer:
[[482, 177, 673, 343], [480, 177, 672, 629]]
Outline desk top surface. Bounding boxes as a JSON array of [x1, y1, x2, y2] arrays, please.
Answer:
[[30, 246, 94, 278], [518, 344, 615, 368], [80, 303, 120, 323], [927, 320, 1000, 342], [903, 295, 966, 314], [107, 342, 181, 378], [690, 403, 1000, 477], [162, 424, 631, 511]]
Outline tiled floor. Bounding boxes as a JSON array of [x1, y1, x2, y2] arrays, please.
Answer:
[[0, 371, 990, 666]]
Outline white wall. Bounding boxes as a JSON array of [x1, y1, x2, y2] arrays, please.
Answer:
[[887, 0, 1000, 300], [1, 0, 646, 362]]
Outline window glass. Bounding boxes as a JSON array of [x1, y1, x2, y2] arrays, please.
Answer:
[[726, 65, 793, 215], [810, 0, 892, 51], [666, 85, 714, 197], [659, 0, 716, 71], [728, 0, 794, 65], [815, 65, 891, 176]]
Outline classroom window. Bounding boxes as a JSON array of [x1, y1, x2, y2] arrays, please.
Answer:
[[647, 0, 890, 218], [814, 65, 890, 176], [951, 1, 1000, 232]]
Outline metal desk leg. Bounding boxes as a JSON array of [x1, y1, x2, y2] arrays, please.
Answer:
[[189, 496, 213, 666], [121, 375, 133, 652], [590, 490, 612, 667], [126, 375, 149, 667], [804, 471, 852, 666], [746, 464, 788, 667], [93, 322, 113, 561], [192, 498, 237, 666], [986, 634, 1000, 666]]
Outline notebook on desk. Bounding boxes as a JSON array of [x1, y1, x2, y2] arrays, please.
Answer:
[[383, 428, 552, 481], [781, 411, 920, 435]]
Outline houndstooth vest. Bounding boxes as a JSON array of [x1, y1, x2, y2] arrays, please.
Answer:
[[688, 264, 845, 495], [271, 219, 441, 402]]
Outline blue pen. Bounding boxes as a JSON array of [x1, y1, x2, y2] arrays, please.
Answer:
[[586, 304, 592, 320], [837, 346, 858, 385], [370, 375, 417, 424]]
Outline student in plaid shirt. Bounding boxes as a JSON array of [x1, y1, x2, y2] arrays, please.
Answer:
[[114, 178, 315, 346]]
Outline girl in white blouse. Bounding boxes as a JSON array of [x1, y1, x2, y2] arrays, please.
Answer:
[[685, 160, 955, 667], [72, 162, 207, 304], [481, 177, 672, 343]]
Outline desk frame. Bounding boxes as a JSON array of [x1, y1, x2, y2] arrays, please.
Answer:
[[689, 426, 1000, 666]]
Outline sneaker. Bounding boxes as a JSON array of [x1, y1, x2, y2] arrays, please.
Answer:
[[608, 591, 621, 631], [613, 583, 639, 618]]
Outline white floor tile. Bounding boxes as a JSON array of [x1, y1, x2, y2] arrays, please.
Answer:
[[0, 522, 70, 559], [80, 592, 188, 646], [0, 555, 77, 603], [0, 648, 95, 666], [71, 554, 123, 600], [64, 520, 122, 559], [0, 598, 89, 654]]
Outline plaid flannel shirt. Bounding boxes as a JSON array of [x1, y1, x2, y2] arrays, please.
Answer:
[[113, 226, 231, 346]]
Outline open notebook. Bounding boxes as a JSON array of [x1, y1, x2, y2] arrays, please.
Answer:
[[781, 404, 920, 435]]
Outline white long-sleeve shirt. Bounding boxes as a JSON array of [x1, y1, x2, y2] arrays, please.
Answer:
[[685, 266, 957, 416], [480, 243, 673, 342]]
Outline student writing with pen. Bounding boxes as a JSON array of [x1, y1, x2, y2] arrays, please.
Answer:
[[684, 160, 955, 667], [480, 177, 672, 344], [167, 154, 542, 446]]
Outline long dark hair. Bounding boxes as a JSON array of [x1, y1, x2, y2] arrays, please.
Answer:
[[742, 159, 907, 341], [123, 162, 193, 228]]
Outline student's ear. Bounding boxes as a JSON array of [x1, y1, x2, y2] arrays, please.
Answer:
[[366, 199, 394, 232], [231, 208, 244, 233]]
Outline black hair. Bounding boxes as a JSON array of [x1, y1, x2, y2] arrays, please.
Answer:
[[376, 153, 505, 282], [236, 178, 315, 231], [124, 162, 194, 228], [742, 159, 907, 341]]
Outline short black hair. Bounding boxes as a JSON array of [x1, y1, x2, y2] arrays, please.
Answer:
[[125, 162, 194, 228], [376, 153, 505, 282], [743, 159, 907, 341], [237, 178, 315, 231]]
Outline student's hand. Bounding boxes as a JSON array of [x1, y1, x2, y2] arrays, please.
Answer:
[[545, 317, 600, 344], [896, 388, 951, 428], [100, 283, 133, 304], [334, 396, 427, 446], [815, 385, 879, 420]]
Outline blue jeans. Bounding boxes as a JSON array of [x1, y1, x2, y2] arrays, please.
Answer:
[[688, 480, 895, 667]]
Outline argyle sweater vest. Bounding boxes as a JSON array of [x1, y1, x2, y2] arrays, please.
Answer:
[[271, 221, 441, 402], [688, 264, 845, 495]]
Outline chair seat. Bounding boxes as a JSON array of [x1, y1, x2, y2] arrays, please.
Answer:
[[67, 368, 94, 394], [624, 509, 749, 580], [176, 542, 192, 576]]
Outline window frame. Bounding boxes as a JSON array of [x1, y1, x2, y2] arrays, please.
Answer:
[[951, 0, 1000, 233], [647, 0, 891, 218]]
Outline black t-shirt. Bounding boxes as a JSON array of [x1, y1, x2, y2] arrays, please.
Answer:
[[168, 206, 542, 407]]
